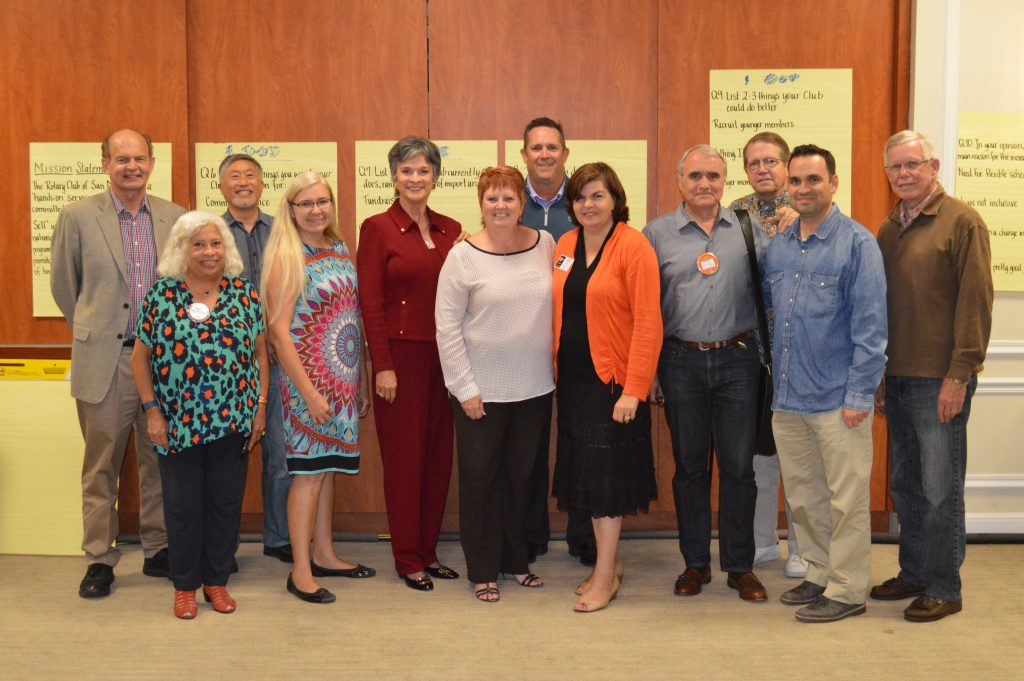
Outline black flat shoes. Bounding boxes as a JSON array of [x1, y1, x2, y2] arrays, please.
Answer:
[[311, 562, 376, 578], [403, 574, 434, 591], [426, 564, 460, 580], [287, 574, 336, 604]]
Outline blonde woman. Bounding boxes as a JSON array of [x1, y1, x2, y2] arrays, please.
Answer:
[[262, 173, 373, 604]]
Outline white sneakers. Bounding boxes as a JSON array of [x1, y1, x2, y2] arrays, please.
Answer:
[[753, 543, 808, 578], [785, 554, 809, 579]]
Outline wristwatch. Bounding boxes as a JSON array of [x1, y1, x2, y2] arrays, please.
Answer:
[[141, 399, 159, 411]]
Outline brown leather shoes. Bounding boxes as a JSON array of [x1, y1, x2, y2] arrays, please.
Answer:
[[870, 575, 924, 601], [674, 566, 711, 596], [727, 571, 767, 601], [904, 594, 962, 622]]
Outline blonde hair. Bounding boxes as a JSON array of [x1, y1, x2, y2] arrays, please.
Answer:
[[260, 172, 341, 324], [157, 211, 244, 279]]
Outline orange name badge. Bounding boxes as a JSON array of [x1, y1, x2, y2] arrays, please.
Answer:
[[696, 251, 720, 275]]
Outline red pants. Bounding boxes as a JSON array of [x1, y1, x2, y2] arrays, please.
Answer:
[[373, 340, 454, 576]]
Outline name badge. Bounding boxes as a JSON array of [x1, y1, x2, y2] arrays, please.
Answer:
[[188, 302, 211, 322], [554, 255, 574, 272], [696, 252, 720, 276]]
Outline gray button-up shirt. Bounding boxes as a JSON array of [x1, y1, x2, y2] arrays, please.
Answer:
[[223, 209, 274, 293], [643, 203, 768, 342]]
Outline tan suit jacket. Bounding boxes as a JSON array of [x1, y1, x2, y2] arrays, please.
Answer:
[[50, 191, 186, 404]]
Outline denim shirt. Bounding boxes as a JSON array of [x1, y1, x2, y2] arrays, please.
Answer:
[[763, 205, 887, 414]]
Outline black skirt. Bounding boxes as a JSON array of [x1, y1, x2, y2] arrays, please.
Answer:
[[552, 360, 657, 518]]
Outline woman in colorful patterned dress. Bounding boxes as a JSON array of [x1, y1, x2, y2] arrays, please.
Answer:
[[262, 173, 373, 604], [132, 211, 269, 619]]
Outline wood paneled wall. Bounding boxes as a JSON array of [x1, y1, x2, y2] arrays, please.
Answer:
[[185, 0, 431, 533], [0, 0, 909, 538]]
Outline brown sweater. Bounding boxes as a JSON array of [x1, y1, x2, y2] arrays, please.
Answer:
[[877, 185, 993, 381]]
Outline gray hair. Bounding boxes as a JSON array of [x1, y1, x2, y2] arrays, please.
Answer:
[[157, 211, 245, 280], [883, 130, 936, 166], [218, 153, 263, 179], [388, 136, 442, 183], [677, 144, 728, 178]]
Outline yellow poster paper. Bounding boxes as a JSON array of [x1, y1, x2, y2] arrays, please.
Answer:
[[956, 112, 1024, 291], [0, 362, 83, 555], [195, 142, 338, 215], [503, 140, 648, 227], [30, 142, 172, 318], [354, 140, 498, 236], [709, 69, 852, 212]]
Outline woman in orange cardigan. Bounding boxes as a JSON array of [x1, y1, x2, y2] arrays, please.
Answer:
[[551, 162, 663, 613]]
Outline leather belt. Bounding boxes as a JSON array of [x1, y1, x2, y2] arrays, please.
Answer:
[[122, 338, 136, 347], [666, 330, 754, 351]]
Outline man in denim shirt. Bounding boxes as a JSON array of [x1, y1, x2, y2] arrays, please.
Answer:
[[764, 145, 887, 623]]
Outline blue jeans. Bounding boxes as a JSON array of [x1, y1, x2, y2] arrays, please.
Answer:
[[658, 341, 759, 571], [886, 375, 975, 601], [262, 365, 291, 547]]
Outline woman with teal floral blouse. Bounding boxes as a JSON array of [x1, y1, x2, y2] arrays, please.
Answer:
[[131, 211, 269, 620]]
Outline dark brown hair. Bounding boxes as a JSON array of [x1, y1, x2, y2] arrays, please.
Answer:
[[565, 162, 629, 226]]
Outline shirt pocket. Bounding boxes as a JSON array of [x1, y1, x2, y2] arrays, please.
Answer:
[[766, 270, 785, 300], [804, 271, 840, 317]]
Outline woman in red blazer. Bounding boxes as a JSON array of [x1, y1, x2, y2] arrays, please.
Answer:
[[356, 137, 461, 591]]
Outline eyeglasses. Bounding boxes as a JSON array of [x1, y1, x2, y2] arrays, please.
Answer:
[[884, 159, 932, 175], [290, 198, 333, 210], [746, 158, 781, 171]]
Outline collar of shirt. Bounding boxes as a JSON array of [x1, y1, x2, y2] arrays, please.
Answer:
[[677, 202, 732, 236], [787, 204, 841, 243], [526, 176, 567, 209], [386, 199, 450, 237], [899, 183, 939, 230], [109, 189, 151, 218], [224, 209, 273, 232]]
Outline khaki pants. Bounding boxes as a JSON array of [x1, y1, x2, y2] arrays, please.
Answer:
[[77, 346, 166, 565], [773, 408, 873, 604]]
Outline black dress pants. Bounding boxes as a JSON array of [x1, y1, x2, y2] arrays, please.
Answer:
[[158, 433, 248, 590], [454, 392, 553, 584]]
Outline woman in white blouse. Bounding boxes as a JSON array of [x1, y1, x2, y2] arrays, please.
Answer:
[[435, 166, 555, 603]]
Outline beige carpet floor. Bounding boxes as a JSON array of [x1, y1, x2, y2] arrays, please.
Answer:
[[1, 539, 1020, 680]]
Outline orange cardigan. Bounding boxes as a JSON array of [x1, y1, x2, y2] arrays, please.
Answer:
[[552, 223, 663, 399]]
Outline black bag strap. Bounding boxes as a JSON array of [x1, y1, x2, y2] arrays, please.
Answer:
[[736, 209, 771, 368]]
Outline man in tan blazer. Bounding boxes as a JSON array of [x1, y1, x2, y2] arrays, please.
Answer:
[[50, 129, 186, 598]]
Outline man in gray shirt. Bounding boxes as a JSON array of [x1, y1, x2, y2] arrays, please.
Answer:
[[644, 145, 768, 602], [219, 153, 291, 563]]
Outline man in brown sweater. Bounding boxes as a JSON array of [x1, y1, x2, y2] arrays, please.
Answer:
[[870, 130, 993, 622]]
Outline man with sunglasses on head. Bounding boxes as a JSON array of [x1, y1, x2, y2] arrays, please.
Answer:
[[870, 130, 993, 622]]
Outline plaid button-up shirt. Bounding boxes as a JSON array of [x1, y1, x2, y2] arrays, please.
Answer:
[[109, 190, 157, 341]]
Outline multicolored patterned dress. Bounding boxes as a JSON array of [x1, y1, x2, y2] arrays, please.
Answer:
[[281, 240, 362, 475]]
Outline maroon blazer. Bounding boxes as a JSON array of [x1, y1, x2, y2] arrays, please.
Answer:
[[356, 200, 460, 373]]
